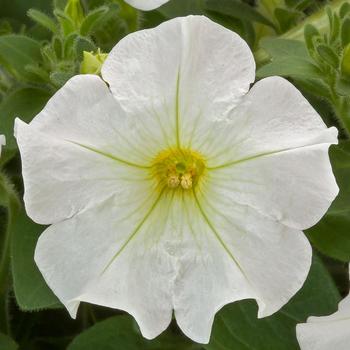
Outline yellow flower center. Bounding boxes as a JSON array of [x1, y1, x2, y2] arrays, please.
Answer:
[[151, 148, 206, 191]]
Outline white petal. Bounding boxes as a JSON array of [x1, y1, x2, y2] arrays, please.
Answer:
[[201, 76, 337, 166], [35, 189, 174, 339], [124, 0, 169, 11], [102, 15, 255, 148], [200, 77, 338, 230], [172, 186, 311, 343], [15, 75, 158, 224], [35, 179, 311, 344], [0, 135, 5, 156], [296, 294, 350, 350]]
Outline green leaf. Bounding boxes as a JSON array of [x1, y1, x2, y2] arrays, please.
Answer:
[[340, 2, 350, 19], [63, 32, 78, 59], [64, 0, 84, 27], [158, 0, 204, 18], [0, 0, 52, 24], [67, 315, 199, 350], [257, 56, 322, 79], [257, 38, 323, 80], [52, 36, 63, 59], [295, 78, 332, 100], [341, 17, 350, 48], [335, 76, 350, 96], [0, 35, 42, 79], [50, 71, 73, 87], [304, 23, 320, 55], [260, 37, 310, 58], [0, 88, 51, 150], [205, 11, 255, 48], [204, 0, 276, 29], [74, 35, 96, 60], [306, 142, 350, 261], [80, 6, 109, 36], [342, 43, 350, 78], [0, 332, 18, 350], [54, 8, 76, 36], [204, 255, 340, 350], [27, 8, 58, 33], [274, 7, 302, 32], [316, 44, 339, 68], [11, 209, 61, 310]]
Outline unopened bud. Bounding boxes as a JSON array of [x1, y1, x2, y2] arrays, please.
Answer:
[[80, 49, 108, 75], [65, 0, 84, 26]]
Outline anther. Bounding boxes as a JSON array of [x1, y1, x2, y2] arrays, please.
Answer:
[[181, 173, 193, 190], [167, 173, 180, 188]]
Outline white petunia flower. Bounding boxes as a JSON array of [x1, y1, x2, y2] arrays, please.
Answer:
[[296, 267, 350, 350], [15, 16, 338, 344], [124, 0, 169, 11], [0, 135, 5, 156]]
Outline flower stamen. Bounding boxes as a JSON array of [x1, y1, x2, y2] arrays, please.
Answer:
[[152, 148, 205, 191]]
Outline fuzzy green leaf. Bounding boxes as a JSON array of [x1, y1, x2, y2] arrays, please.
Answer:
[[274, 7, 302, 32], [204, 0, 275, 29], [0, 88, 51, 149], [257, 57, 322, 79], [74, 35, 97, 60], [304, 23, 320, 55], [316, 44, 339, 68], [11, 209, 61, 311], [27, 8, 58, 33], [0, 35, 42, 79], [257, 37, 323, 80], [260, 37, 310, 58], [80, 6, 109, 36], [340, 2, 350, 18], [341, 17, 350, 48]]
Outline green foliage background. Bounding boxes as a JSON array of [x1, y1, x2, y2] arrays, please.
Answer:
[[0, 0, 350, 349]]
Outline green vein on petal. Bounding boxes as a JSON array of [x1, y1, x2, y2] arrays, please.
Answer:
[[175, 70, 181, 148], [100, 187, 166, 274], [66, 140, 151, 169], [192, 187, 247, 279]]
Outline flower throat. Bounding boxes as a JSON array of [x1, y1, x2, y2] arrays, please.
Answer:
[[151, 148, 206, 191]]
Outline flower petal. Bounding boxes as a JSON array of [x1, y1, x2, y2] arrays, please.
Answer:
[[201, 77, 338, 230], [201, 77, 337, 167], [15, 75, 158, 224], [124, 0, 169, 11], [34, 177, 311, 344], [35, 188, 174, 339], [296, 295, 350, 350], [172, 187, 311, 343], [102, 16, 255, 147]]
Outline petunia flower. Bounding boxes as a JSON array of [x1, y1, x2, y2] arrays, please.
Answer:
[[0, 135, 5, 156], [296, 267, 350, 350], [15, 16, 338, 343], [124, 0, 169, 11]]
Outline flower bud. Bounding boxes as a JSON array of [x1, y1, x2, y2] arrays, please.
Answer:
[[64, 0, 84, 26], [80, 50, 108, 75]]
